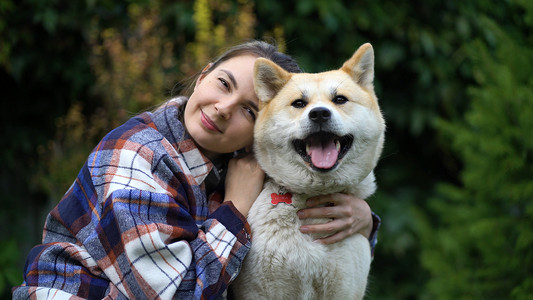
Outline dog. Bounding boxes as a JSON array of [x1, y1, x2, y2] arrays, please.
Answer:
[[230, 43, 385, 300]]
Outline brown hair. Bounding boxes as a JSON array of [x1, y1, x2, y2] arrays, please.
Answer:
[[180, 40, 301, 96]]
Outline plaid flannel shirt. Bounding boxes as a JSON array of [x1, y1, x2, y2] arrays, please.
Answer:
[[13, 97, 251, 300]]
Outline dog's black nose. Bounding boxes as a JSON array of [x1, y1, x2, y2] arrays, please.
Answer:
[[309, 107, 331, 124]]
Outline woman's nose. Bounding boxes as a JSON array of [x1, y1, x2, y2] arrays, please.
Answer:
[[214, 98, 237, 119]]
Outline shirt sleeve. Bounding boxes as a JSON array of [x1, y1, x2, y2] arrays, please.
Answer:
[[368, 211, 381, 260]]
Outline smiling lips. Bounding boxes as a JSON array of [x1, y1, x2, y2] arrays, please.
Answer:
[[201, 110, 223, 133]]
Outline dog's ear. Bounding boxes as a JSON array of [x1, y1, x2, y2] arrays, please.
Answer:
[[341, 43, 375, 92], [254, 58, 291, 104]]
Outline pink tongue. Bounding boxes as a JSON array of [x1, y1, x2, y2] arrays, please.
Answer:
[[308, 140, 339, 169]]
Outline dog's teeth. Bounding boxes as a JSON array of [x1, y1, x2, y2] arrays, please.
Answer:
[[336, 140, 341, 152], [306, 144, 310, 155]]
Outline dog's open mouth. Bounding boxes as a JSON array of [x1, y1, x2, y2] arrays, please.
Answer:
[[292, 132, 354, 172]]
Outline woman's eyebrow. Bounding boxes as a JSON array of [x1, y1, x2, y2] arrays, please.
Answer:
[[220, 69, 238, 89]]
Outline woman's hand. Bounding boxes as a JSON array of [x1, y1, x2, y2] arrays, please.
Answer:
[[297, 193, 373, 245], [223, 153, 265, 217]]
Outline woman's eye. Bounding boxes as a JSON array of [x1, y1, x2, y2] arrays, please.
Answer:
[[218, 78, 230, 90], [244, 107, 256, 120]]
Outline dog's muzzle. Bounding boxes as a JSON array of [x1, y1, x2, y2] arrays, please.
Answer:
[[291, 107, 354, 171]]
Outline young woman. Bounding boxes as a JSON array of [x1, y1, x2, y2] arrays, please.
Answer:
[[13, 40, 379, 299]]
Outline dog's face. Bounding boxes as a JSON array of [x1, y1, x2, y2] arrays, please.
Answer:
[[253, 43, 385, 196]]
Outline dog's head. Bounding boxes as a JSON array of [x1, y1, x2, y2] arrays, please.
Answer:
[[253, 43, 385, 197]]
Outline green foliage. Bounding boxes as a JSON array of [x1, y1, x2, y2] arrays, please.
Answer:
[[421, 3, 533, 298], [0, 239, 20, 296]]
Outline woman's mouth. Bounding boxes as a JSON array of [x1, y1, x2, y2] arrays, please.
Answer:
[[201, 110, 222, 133]]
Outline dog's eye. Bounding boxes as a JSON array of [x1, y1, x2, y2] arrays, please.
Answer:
[[332, 95, 348, 105], [291, 99, 307, 108]]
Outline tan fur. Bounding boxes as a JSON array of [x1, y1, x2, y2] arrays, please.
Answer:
[[231, 43, 385, 300]]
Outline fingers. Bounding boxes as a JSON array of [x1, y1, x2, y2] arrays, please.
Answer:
[[297, 193, 373, 243], [297, 201, 353, 220], [298, 197, 354, 219], [299, 219, 354, 245], [299, 218, 353, 237]]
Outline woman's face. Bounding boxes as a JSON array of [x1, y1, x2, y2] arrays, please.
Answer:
[[184, 55, 260, 158]]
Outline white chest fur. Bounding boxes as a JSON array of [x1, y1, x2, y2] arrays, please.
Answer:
[[231, 180, 371, 300]]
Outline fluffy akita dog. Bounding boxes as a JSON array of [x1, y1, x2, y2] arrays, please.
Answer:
[[231, 43, 385, 300]]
